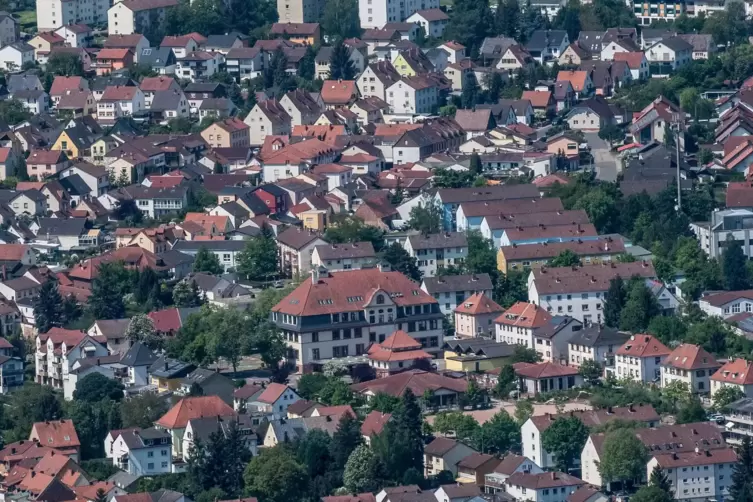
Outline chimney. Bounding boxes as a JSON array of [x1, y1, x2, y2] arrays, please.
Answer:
[[164, 361, 169, 371]]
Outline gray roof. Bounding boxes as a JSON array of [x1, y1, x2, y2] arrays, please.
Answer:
[[181, 367, 233, 387], [407, 232, 467, 250], [7, 74, 42, 93], [59, 174, 90, 196], [93, 318, 130, 339], [443, 339, 515, 359], [526, 30, 568, 52], [204, 34, 244, 48], [149, 355, 194, 378], [150, 90, 185, 111], [118, 427, 171, 450], [36, 217, 86, 237], [727, 397, 753, 413], [159, 250, 195, 268], [569, 324, 630, 347], [653, 36, 692, 52], [480, 37, 516, 57], [120, 341, 158, 367], [677, 33, 714, 53], [421, 273, 493, 294], [140, 47, 176, 69], [314, 241, 376, 260]]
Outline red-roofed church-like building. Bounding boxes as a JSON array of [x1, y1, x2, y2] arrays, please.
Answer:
[[367, 330, 432, 377]]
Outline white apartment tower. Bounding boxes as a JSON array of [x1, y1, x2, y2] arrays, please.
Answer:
[[359, 0, 440, 29], [37, 0, 109, 32]]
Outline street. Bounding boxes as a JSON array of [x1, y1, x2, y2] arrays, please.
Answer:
[[583, 132, 620, 182]]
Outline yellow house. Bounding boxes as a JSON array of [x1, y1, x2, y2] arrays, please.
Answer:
[[299, 208, 328, 230], [497, 238, 625, 274], [392, 49, 433, 77], [51, 129, 86, 159], [443, 339, 514, 373], [89, 136, 122, 164], [149, 358, 195, 392], [454, 292, 504, 339], [392, 53, 416, 77]]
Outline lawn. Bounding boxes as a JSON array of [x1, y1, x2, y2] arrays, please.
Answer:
[[14, 10, 36, 32]]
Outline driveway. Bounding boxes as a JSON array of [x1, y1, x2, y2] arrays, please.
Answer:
[[583, 133, 620, 182]]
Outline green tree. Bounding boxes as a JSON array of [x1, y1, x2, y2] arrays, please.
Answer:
[[510, 345, 542, 363], [244, 446, 308, 502], [541, 416, 589, 472], [514, 400, 534, 425], [328, 39, 356, 80], [237, 233, 278, 281], [573, 188, 619, 233], [731, 435, 753, 502], [324, 216, 385, 251], [619, 280, 660, 333], [120, 392, 169, 428], [722, 233, 750, 290], [432, 412, 479, 439], [297, 373, 329, 400], [298, 45, 316, 81], [343, 443, 383, 493], [549, 250, 581, 267], [0, 99, 31, 126], [630, 486, 673, 502], [34, 281, 65, 333], [193, 247, 223, 275], [472, 410, 520, 454], [465, 378, 484, 408], [495, 364, 516, 397], [46, 52, 84, 76], [6, 384, 63, 441], [190, 420, 250, 497], [330, 413, 363, 471], [381, 242, 421, 281], [407, 195, 443, 234], [553, 0, 581, 41], [677, 396, 707, 424], [374, 389, 424, 482], [469, 152, 482, 175], [126, 314, 162, 351], [461, 73, 479, 109], [173, 280, 202, 307], [598, 428, 648, 484], [445, 0, 492, 53], [495, 0, 520, 38], [321, 0, 361, 39], [649, 464, 672, 493], [318, 377, 356, 406], [713, 385, 745, 411], [598, 122, 623, 146], [88, 262, 126, 320], [465, 231, 497, 275], [579, 359, 602, 384], [369, 392, 401, 413], [73, 373, 125, 402]]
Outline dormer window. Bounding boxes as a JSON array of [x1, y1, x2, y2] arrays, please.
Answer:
[[376, 294, 384, 304]]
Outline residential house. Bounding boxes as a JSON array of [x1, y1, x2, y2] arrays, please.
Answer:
[[484, 454, 544, 493], [160, 34, 201, 58], [26, 150, 69, 179], [29, 419, 81, 461], [281, 90, 322, 126], [678, 33, 715, 60], [315, 46, 366, 80], [176, 51, 222, 82], [521, 90, 555, 118], [0, 42, 33, 71], [505, 472, 585, 501], [103, 34, 149, 62], [457, 453, 501, 485], [233, 382, 301, 417], [54, 24, 94, 48], [29, 32, 65, 60], [644, 37, 693, 75], [272, 268, 444, 372], [148, 356, 195, 392], [646, 448, 736, 502], [497, 237, 626, 274], [567, 324, 630, 370], [660, 343, 720, 394], [424, 438, 476, 476], [403, 232, 467, 278], [275, 226, 328, 277], [405, 9, 449, 38], [367, 330, 432, 377], [566, 97, 616, 132], [321, 80, 359, 109], [178, 368, 235, 405], [96, 86, 145, 123], [92, 48, 134, 76], [613, 52, 649, 80], [106, 0, 178, 36], [711, 358, 753, 400], [245, 99, 292, 147], [454, 293, 503, 339], [154, 396, 235, 458], [311, 241, 376, 271], [350, 369, 466, 408], [200, 118, 249, 149], [421, 273, 494, 315], [270, 22, 321, 45], [615, 334, 671, 383], [107, 428, 172, 476], [527, 262, 657, 324], [225, 47, 264, 82], [525, 30, 569, 64], [556, 70, 593, 99], [357, 61, 401, 101]]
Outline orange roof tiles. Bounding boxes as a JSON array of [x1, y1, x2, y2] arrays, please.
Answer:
[[0, 244, 30, 261], [712, 358, 753, 385], [661, 343, 719, 371], [156, 396, 235, 429], [361, 411, 391, 436], [454, 292, 504, 315], [30, 420, 80, 450], [321, 80, 357, 105], [495, 302, 552, 329], [615, 334, 671, 357], [556, 70, 588, 92], [255, 383, 290, 404], [96, 48, 132, 60], [613, 51, 646, 69], [49, 76, 85, 96], [521, 90, 552, 108]]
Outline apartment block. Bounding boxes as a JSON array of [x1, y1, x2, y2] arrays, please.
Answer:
[[37, 0, 109, 32], [271, 268, 444, 372]]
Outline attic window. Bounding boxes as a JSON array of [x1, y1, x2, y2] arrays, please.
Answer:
[[143, 49, 151, 55], [347, 296, 364, 303], [318, 299, 333, 305], [64, 435, 70, 441], [288, 299, 300, 304], [412, 290, 419, 296]]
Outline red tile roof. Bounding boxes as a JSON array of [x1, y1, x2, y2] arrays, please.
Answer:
[[255, 383, 290, 404], [49, 76, 85, 96], [321, 80, 358, 105], [616, 334, 671, 357], [28, 149, 66, 165], [100, 85, 139, 101], [0, 244, 30, 261], [213, 117, 248, 133], [454, 292, 503, 315], [30, 420, 80, 450], [272, 269, 436, 317], [351, 369, 467, 397], [495, 302, 552, 329], [557, 70, 588, 92], [155, 396, 235, 429], [139, 76, 177, 92], [521, 90, 552, 108], [661, 343, 719, 371], [361, 411, 391, 436], [160, 33, 205, 47], [711, 358, 753, 385], [612, 51, 646, 69], [652, 447, 737, 468], [147, 308, 185, 333], [96, 48, 132, 60], [507, 471, 585, 490]]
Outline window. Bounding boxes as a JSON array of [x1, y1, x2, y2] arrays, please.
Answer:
[[332, 330, 340, 340], [148, 463, 154, 470], [148, 451, 154, 458]]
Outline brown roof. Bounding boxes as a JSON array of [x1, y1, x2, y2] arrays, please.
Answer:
[[272, 268, 436, 317], [612, 51, 646, 69], [507, 472, 585, 490], [493, 454, 530, 475], [95, 48, 132, 60], [28, 149, 66, 165], [531, 262, 656, 295], [286, 399, 317, 415], [49, 76, 85, 96], [503, 223, 598, 242], [557, 70, 588, 92], [661, 343, 719, 370], [701, 289, 753, 307], [530, 404, 659, 433], [270, 22, 320, 36], [0, 244, 31, 261], [591, 421, 726, 457], [457, 452, 499, 470], [513, 361, 579, 379], [275, 226, 323, 250], [351, 369, 467, 397], [212, 117, 248, 133], [454, 109, 492, 132], [323, 495, 375, 502], [712, 358, 753, 384], [412, 8, 449, 21], [439, 484, 480, 499], [139, 76, 177, 92], [653, 447, 737, 468], [458, 197, 564, 218], [160, 33, 205, 47], [100, 85, 139, 101], [103, 34, 145, 48], [455, 292, 503, 315], [500, 237, 625, 261], [521, 90, 552, 108], [155, 396, 235, 429], [616, 334, 671, 357], [361, 411, 391, 437], [495, 302, 552, 328], [567, 486, 604, 502]]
